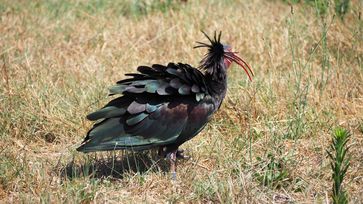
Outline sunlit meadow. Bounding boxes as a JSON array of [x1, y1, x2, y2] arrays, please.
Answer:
[[0, 0, 362, 203]]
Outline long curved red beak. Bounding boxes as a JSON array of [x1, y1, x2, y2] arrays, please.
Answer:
[[225, 52, 254, 81]]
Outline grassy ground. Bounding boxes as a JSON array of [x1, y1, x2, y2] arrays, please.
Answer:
[[1, 0, 362, 203]]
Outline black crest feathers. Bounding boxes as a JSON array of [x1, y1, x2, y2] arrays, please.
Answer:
[[194, 31, 225, 72]]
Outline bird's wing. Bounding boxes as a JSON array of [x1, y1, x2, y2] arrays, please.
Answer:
[[77, 63, 213, 153], [109, 63, 208, 102]]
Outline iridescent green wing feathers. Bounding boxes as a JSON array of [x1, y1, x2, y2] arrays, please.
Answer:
[[109, 63, 208, 101], [77, 63, 212, 153]]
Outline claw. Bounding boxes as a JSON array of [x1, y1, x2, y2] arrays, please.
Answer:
[[176, 149, 190, 159]]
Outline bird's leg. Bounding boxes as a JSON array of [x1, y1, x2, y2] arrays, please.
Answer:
[[158, 146, 166, 157], [160, 146, 189, 180], [166, 149, 177, 180]]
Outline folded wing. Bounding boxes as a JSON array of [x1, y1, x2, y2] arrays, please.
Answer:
[[77, 63, 212, 152]]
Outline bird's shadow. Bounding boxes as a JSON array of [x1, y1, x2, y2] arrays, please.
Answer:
[[59, 151, 170, 180]]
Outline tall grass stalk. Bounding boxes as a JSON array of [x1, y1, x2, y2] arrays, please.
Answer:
[[312, 0, 332, 93], [286, 12, 310, 140]]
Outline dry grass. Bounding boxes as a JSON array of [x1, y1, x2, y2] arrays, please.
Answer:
[[1, 0, 362, 203]]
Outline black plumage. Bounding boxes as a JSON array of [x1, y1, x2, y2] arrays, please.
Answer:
[[77, 32, 253, 177]]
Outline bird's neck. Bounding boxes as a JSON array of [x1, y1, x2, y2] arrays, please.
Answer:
[[205, 64, 228, 106]]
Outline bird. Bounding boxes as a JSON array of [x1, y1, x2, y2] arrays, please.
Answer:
[[77, 31, 253, 179]]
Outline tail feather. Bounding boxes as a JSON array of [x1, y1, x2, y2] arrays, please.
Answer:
[[77, 118, 155, 152], [86, 97, 131, 121], [77, 115, 183, 153], [87, 106, 126, 121]]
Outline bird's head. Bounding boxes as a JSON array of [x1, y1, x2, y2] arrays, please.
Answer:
[[195, 31, 254, 81]]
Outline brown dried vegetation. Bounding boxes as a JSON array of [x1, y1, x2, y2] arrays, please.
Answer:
[[0, 0, 362, 203]]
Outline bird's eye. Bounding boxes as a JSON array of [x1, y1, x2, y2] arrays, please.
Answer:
[[223, 45, 231, 51]]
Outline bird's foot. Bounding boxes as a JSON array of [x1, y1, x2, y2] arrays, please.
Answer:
[[176, 149, 190, 160], [158, 147, 190, 180], [158, 147, 190, 160]]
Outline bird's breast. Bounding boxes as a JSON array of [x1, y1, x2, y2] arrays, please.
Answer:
[[173, 99, 215, 144]]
